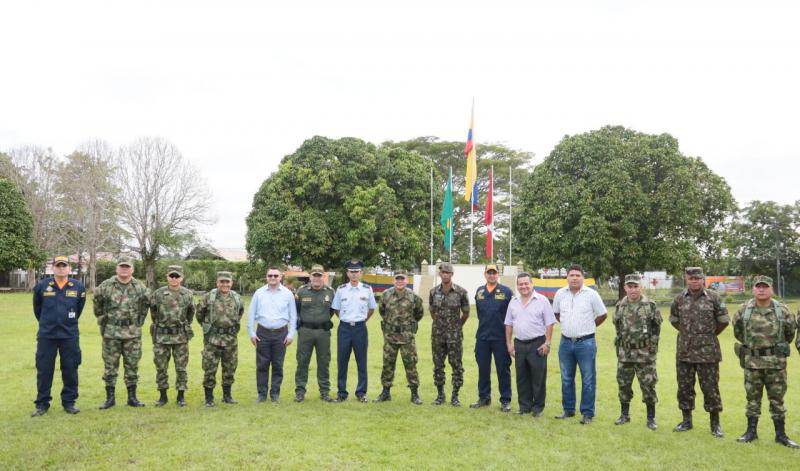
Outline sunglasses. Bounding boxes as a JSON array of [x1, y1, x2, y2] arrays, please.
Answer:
[[168, 273, 181, 279], [267, 274, 281, 278]]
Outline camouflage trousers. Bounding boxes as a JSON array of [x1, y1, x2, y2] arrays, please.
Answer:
[[202, 342, 238, 389], [676, 361, 722, 412], [744, 367, 787, 419], [617, 360, 658, 404], [102, 337, 142, 387], [381, 339, 419, 388], [153, 342, 189, 390], [432, 339, 464, 388]]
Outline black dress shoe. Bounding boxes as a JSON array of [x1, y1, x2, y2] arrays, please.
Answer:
[[31, 407, 48, 417], [270, 395, 280, 403], [320, 393, 334, 402], [516, 409, 532, 416], [294, 392, 305, 403], [469, 397, 491, 409], [500, 402, 511, 413], [356, 394, 368, 403], [257, 395, 267, 403], [555, 411, 576, 419], [63, 404, 80, 414], [336, 394, 348, 402], [580, 415, 593, 425], [532, 410, 543, 418]]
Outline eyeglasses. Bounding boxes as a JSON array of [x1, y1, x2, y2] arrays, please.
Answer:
[[168, 274, 181, 279], [267, 274, 280, 278]]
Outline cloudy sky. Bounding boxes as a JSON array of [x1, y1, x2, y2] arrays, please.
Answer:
[[2, 1, 798, 249]]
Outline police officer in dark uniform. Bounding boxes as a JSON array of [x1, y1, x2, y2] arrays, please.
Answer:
[[31, 255, 86, 416], [471, 264, 514, 412], [294, 264, 336, 403]]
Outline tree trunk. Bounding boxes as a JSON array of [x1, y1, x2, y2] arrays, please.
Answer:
[[617, 271, 626, 301], [145, 255, 157, 288]]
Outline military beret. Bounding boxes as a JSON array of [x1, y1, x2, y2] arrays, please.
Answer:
[[393, 269, 408, 279], [753, 275, 773, 287], [53, 255, 70, 266], [310, 264, 325, 275], [167, 265, 183, 276], [624, 273, 642, 285], [117, 256, 134, 267], [438, 262, 454, 273], [685, 267, 704, 277], [216, 271, 233, 281], [345, 260, 364, 271], [485, 264, 499, 273]]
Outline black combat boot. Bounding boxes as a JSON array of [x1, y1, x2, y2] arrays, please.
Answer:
[[155, 389, 168, 407], [710, 412, 724, 438], [451, 387, 461, 407], [615, 402, 631, 425], [410, 387, 423, 405], [222, 385, 237, 404], [774, 418, 800, 448], [176, 390, 186, 407], [431, 385, 445, 406], [737, 416, 758, 443], [99, 386, 116, 410], [673, 409, 693, 432], [646, 403, 657, 430], [204, 387, 215, 408], [127, 385, 145, 407], [373, 387, 391, 402]]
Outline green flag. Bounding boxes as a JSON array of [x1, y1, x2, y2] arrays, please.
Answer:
[[439, 168, 453, 251]]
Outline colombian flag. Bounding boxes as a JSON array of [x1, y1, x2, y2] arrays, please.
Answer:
[[464, 104, 477, 201]]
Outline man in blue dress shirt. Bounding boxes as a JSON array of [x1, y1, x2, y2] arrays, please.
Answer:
[[248, 266, 297, 402], [331, 260, 377, 402], [471, 264, 514, 412]]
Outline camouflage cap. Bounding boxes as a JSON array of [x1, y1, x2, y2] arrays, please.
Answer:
[[53, 255, 70, 266], [393, 269, 408, 279], [216, 271, 233, 281], [309, 264, 325, 275], [167, 265, 183, 276], [345, 259, 364, 271], [753, 275, 773, 287], [438, 262, 454, 273], [485, 263, 499, 273], [624, 273, 642, 285], [117, 256, 133, 267], [685, 267, 704, 277]]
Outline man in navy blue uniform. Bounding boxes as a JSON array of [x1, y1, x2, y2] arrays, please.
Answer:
[[31, 255, 86, 416], [471, 264, 514, 412]]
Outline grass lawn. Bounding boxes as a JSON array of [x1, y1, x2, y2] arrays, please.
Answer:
[[3, 292, 800, 470]]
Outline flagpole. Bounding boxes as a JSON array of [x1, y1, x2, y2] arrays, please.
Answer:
[[509, 165, 512, 265], [470, 199, 474, 265], [449, 166, 453, 263], [490, 165, 494, 263], [430, 166, 434, 264]]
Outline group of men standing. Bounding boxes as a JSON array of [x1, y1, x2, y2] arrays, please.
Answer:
[[29, 256, 800, 448]]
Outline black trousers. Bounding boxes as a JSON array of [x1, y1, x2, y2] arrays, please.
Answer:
[[35, 336, 81, 408], [256, 325, 287, 398], [514, 336, 547, 413]]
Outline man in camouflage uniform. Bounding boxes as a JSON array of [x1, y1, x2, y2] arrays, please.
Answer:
[[294, 264, 336, 403], [196, 271, 244, 407], [428, 262, 470, 406], [613, 273, 662, 430], [374, 270, 425, 404], [149, 265, 195, 407], [93, 256, 150, 409], [670, 267, 729, 437], [733, 275, 799, 448]]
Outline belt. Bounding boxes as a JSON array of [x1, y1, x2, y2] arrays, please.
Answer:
[[745, 346, 776, 357], [108, 319, 134, 327], [341, 320, 366, 327], [257, 324, 288, 333], [515, 335, 545, 344], [155, 326, 183, 335], [210, 325, 239, 335], [562, 333, 595, 342], [299, 320, 331, 330], [620, 338, 650, 349]]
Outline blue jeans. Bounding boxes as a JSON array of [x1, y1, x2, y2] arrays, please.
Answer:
[[558, 336, 597, 417]]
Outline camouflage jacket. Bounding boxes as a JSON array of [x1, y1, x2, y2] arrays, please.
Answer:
[[379, 287, 424, 344], [429, 283, 469, 343], [196, 289, 244, 347], [613, 295, 661, 363], [670, 289, 729, 363], [150, 286, 195, 344], [94, 276, 150, 339], [733, 300, 796, 369]]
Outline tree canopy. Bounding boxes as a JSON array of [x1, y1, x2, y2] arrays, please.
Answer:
[[514, 126, 736, 298], [246, 136, 434, 270], [0, 177, 40, 271]]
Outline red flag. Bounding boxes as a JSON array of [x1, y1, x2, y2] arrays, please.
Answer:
[[485, 167, 494, 260]]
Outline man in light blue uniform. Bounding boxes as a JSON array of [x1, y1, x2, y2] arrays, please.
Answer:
[[248, 266, 297, 402], [332, 260, 377, 402]]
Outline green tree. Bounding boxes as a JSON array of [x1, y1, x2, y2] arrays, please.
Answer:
[[388, 137, 534, 264], [247, 136, 434, 270], [724, 200, 800, 296], [514, 126, 736, 299], [0, 177, 41, 271]]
